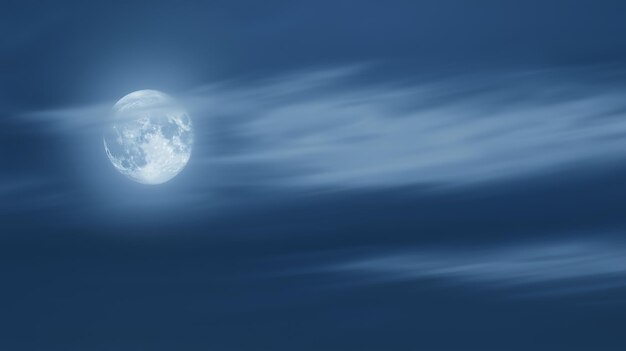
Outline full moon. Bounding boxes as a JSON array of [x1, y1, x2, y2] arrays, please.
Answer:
[[103, 90, 193, 185]]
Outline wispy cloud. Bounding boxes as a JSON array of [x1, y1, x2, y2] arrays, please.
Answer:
[[322, 239, 626, 297], [22, 65, 626, 192], [19, 103, 111, 131], [184, 66, 626, 190]]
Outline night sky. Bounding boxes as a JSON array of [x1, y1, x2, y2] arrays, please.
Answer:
[[3, 1, 626, 350]]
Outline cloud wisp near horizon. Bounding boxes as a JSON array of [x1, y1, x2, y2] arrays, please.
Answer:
[[306, 237, 626, 299]]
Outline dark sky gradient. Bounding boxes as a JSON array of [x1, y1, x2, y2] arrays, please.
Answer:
[[2, 1, 626, 350]]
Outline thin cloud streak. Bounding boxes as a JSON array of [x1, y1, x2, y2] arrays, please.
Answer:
[[323, 239, 626, 297]]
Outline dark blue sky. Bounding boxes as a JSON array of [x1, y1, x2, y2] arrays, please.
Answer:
[[2, 1, 626, 350]]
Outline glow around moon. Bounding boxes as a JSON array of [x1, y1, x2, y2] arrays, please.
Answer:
[[103, 90, 193, 185]]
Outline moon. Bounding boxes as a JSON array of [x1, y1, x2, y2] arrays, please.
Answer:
[[103, 90, 193, 185]]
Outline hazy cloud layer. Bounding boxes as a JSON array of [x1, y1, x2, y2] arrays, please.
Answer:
[[321, 239, 626, 297], [22, 65, 626, 192], [185, 66, 626, 189]]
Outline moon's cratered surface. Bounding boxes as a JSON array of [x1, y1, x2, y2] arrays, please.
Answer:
[[103, 90, 193, 185]]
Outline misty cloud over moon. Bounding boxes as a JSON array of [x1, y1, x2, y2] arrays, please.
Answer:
[[19, 65, 626, 200]]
